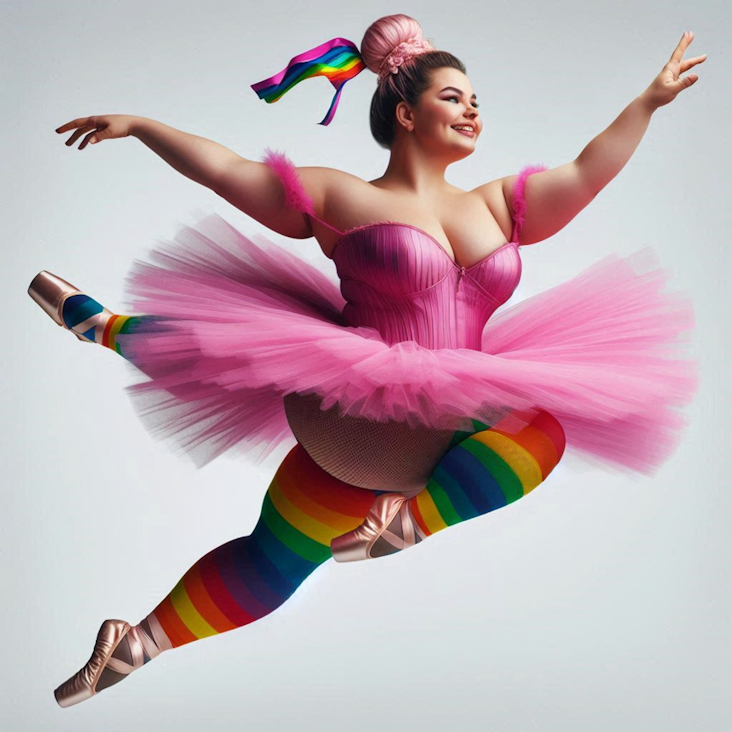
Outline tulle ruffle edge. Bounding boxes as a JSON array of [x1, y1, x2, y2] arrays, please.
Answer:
[[115, 214, 699, 476]]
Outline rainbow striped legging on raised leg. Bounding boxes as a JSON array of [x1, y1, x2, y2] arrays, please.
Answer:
[[61, 300, 565, 652], [151, 417, 564, 648]]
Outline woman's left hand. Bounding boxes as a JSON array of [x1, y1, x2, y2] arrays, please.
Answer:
[[640, 31, 707, 111]]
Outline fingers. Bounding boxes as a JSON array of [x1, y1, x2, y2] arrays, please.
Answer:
[[55, 116, 95, 134], [63, 125, 96, 148], [674, 30, 707, 85], [55, 116, 100, 149], [681, 54, 707, 73], [669, 30, 696, 64], [79, 130, 97, 150]]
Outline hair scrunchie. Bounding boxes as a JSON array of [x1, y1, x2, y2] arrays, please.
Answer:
[[376, 37, 434, 83]]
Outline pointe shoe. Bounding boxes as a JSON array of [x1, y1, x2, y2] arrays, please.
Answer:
[[54, 619, 158, 708], [330, 493, 426, 562], [28, 270, 112, 343]]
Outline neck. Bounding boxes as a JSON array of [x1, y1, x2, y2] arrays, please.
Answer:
[[375, 138, 455, 195]]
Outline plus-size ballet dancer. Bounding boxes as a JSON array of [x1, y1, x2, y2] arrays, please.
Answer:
[[29, 15, 701, 706]]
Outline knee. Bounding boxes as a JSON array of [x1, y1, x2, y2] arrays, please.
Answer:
[[529, 409, 566, 469]]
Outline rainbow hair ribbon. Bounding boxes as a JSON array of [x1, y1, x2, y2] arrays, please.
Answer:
[[250, 37, 367, 126]]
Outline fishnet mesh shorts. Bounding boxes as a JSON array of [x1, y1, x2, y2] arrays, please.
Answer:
[[283, 392, 459, 494]]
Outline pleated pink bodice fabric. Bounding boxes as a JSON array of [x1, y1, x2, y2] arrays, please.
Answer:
[[331, 224, 521, 349]]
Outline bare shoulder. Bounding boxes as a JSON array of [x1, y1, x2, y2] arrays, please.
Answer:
[[213, 158, 366, 241], [296, 165, 368, 203], [469, 176, 513, 242], [297, 165, 374, 208], [297, 165, 381, 228]]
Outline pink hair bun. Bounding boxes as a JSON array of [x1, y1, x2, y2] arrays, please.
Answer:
[[361, 14, 433, 81]]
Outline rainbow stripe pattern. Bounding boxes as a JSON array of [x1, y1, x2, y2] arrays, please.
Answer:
[[61, 293, 143, 355], [144, 444, 376, 647], [67, 305, 568, 647], [409, 410, 566, 537], [140, 411, 565, 648], [250, 37, 366, 126], [101, 315, 144, 355]]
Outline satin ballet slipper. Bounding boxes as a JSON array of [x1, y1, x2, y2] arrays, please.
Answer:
[[28, 270, 112, 343], [54, 619, 162, 708], [330, 493, 426, 562]]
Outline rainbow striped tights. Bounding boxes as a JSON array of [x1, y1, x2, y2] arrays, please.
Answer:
[[60, 297, 565, 686]]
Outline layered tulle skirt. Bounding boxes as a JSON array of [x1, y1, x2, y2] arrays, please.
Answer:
[[116, 214, 699, 480]]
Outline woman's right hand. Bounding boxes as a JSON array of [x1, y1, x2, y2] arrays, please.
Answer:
[[55, 114, 138, 150]]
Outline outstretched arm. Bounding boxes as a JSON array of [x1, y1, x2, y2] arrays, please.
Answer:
[[130, 116, 241, 191], [478, 31, 706, 246], [56, 114, 243, 190], [132, 120, 319, 237], [499, 91, 657, 247], [577, 31, 706, 197], [56, 114, 315, 238]]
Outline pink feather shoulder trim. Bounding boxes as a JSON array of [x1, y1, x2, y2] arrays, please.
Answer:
[[512, 164, 547, 241], [262, 148, 315, 217]]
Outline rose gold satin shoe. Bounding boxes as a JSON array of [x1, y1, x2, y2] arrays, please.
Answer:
[[28, 270, 112, 343], [330, 493, 427, 562], [54, 619, 158, 708]]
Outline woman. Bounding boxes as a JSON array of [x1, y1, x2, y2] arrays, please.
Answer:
[[30, 15, 702, 707]]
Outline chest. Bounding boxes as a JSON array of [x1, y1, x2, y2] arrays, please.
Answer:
[[314, 184, 512, 267], [332, 225, 522, 311]]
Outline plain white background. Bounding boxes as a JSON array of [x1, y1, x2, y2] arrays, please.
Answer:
[[3, 1, 729, 730]]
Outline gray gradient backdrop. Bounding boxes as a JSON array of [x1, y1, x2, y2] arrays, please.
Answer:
[[3, 1, 729, 730]]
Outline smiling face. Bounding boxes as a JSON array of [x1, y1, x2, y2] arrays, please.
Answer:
[[396, 66, 482, 160]]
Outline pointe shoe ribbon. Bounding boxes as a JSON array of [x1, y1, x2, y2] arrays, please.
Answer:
[[54, 619, 132, 708], [103, 626, 162, 674], [53, 619, 165, 708], [330, 493, 426, 562], [28, 270, 112, 343]]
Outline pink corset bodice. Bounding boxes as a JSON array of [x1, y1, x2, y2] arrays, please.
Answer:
[[330, 222, 521, 350], [261, 149, 547, 354]]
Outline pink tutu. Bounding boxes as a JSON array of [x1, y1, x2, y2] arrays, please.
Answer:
[[115, 213, 698, 478]]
